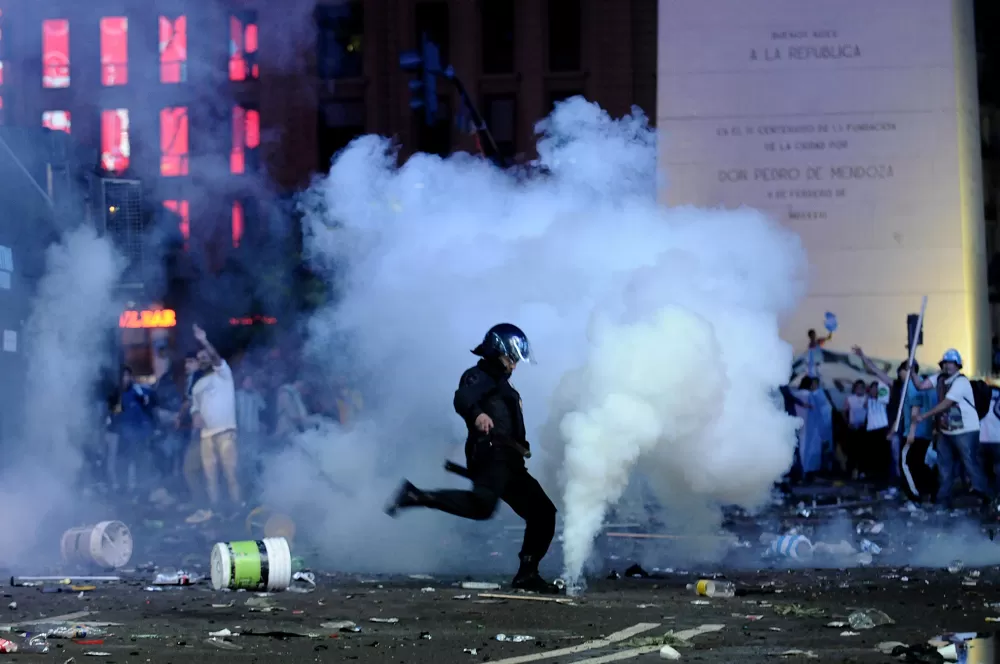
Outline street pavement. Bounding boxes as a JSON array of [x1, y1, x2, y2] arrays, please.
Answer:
[[0, 569, 997, 662], [2, 480, 999, 662]]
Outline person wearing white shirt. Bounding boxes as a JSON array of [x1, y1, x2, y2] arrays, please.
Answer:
[[275, 379, 312, 437], [863, 380, 891, 480], [979, 386, 1000, 495], [189, 324, 241, 508], [844, 381, 868, 430], [913, 349, 993, 507], [841, 380, 868, 477]]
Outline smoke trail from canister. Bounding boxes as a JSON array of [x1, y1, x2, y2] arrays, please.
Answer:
[[273, 98, 805, 578]]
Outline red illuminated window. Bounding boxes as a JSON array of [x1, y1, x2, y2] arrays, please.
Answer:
[[164, 200, 190, 248], [232, 201, 244, 248], [100, 17, 128, 86], [42, 110, 71, 134], [101, 109, 130, 173], [160, 107, 189, 176], [229, 12, 258, 81], [159, 16, 187, 83], [231, 105, 260, 173], [43, 19, 70, 88]]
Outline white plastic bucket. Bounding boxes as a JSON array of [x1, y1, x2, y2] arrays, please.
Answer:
[[210, 536, 292, 592], [60, 521, 134, 569]]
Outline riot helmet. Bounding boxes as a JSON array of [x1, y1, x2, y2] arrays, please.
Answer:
[[472, 323, 533, 365]]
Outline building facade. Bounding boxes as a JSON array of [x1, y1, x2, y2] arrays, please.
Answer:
[[975, 0, 1000, 335], [0, 0, 657, 253], [6, 0, 1000, 355], [655, 0, 994, 369], [307, 0, 658, 178]]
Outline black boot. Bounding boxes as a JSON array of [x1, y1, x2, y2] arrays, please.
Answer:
[[384, 480, 425, 517], [511, 555, 560, 594]]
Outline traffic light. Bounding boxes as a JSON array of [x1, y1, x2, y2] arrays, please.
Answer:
[[906, 313, 924, 348], [399, 34, 441, 126]]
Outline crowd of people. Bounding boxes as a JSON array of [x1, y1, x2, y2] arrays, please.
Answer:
[[88, 320, 1000, 519], [781, 333, 1000, 511], [95, 324, 362, 521]]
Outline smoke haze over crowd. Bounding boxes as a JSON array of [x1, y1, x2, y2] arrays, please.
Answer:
[[261, 97, 809, 578]]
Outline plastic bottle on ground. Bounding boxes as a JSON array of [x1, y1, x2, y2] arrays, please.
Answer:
[[687, 579, 735, 598], [847, 608, 894, 630]]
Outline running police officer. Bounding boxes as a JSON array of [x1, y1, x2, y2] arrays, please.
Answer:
[[385, 323, 559, 593]]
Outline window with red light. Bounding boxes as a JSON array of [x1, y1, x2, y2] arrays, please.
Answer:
[[231, 105, 260, 174], [100, 109, 130, 173], [164, 200, 190, 248], [232, 201, 244, 248], [42, 110, 71, 134], [229, 11, 258, 81], [159, 16, 187, 83], [160, 107, 189, 176], [100, 17, 128, 86], [42, 19, 70, 88]]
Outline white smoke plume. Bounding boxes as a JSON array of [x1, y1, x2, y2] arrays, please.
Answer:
[[0, 226, 123, 568], [21, 227, 123, 466], [554, 217, 807, 586], [273, 98, 806, 576]]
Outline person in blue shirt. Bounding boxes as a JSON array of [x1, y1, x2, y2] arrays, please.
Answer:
[[977, 385, 1000, 496], [797, 376, 833, 478], [806, 328, 832, 378], [902, 366, 939, 502], [109, 366, 156, 493], [180, 352, 206, 505]]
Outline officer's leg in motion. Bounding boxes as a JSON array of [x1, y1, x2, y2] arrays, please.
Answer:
[[500, 467, 557, 591], [387, 450, 558, 593]]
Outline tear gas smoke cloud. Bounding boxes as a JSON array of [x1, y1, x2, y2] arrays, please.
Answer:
[[270, 98, 806, 576], [553, 211, 809, 586], [0, 227, 123, 568]]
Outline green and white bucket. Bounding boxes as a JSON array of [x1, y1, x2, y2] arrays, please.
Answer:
[[210, 537, 292, 592]]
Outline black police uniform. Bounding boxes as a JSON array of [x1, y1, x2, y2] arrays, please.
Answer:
[[387, 355, 559, 592]]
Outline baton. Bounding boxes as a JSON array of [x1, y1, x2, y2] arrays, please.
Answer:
[[457, 436, 531, 459], [444, 433, 531, 480], [444, 460, 472, 479], [507, 440, 531, 458], [493, 435, 531, 458], [444, 441, 531, 478]]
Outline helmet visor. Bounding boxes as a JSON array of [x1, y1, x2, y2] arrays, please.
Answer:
[[508, 334, 532, 364]]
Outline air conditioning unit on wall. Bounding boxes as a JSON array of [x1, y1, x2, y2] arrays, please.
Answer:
[[97, 177, 147, 289]]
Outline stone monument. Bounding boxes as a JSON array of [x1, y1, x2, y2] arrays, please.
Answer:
[[657, 0, 989, 372]]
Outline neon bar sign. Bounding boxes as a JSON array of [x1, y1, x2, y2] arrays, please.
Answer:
[[230, 315, 277, 326], [119, 309, 177, 329]]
